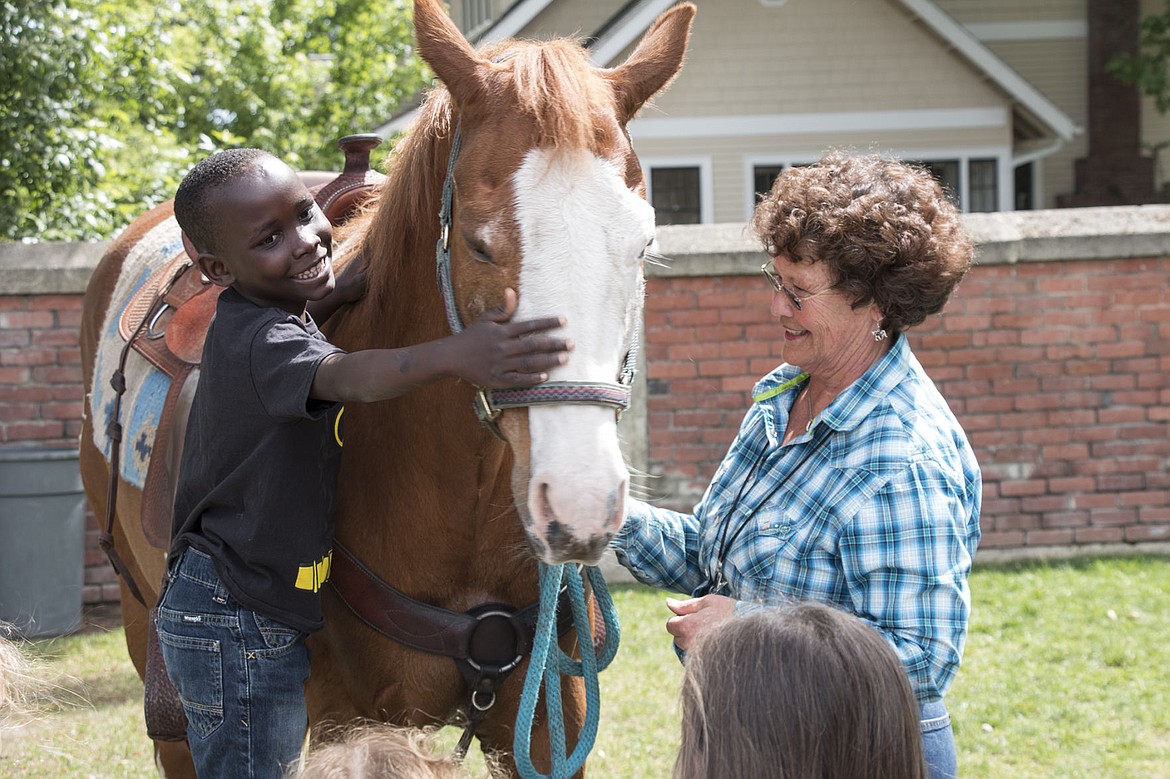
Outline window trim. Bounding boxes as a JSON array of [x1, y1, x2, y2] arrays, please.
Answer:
[[745, 147, 1013, 214], [641, 156, 715, 225], [743, 154, 818, 221]]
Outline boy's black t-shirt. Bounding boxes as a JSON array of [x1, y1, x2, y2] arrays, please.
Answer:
[[169, 287, 345, 633]]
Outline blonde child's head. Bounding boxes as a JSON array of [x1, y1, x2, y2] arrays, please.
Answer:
[[293, 723, 479, 779]]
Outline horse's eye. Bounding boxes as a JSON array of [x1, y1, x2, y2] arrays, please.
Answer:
[[639, 237, 670, 268], [464, 235, 493, 264]]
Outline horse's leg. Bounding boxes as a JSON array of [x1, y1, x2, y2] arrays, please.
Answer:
[[306, 610, 454, 734], [304, 630, 366, 735], [115, 490, 198, 778], [117, 574, 197, 779]]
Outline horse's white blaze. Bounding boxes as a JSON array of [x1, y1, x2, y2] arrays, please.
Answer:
[[511, 148, 652, 562]]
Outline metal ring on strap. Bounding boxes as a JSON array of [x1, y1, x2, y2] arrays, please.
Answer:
[[466, 609, 526, 675]]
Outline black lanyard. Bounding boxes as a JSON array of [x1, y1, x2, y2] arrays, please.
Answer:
[[699, 424, 831, 597]]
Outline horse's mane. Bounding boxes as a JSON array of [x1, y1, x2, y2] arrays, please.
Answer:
[[339, 35, 617, 311]]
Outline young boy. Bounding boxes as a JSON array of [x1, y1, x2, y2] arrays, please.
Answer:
[[155, 148, 572, 779]]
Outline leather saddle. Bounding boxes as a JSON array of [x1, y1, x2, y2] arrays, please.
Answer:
[[117, 134, 385, 550]]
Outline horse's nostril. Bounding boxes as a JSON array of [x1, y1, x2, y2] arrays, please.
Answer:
[[539, 481, 556, 526]]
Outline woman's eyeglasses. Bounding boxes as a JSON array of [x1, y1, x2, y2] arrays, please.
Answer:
[[760, 262, 805, 310]]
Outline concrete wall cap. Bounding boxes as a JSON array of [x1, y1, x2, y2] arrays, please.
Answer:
[[5, 204, 1170, 293]]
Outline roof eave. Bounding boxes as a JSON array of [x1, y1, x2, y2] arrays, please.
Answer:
[[897, 0, 1081, 142]]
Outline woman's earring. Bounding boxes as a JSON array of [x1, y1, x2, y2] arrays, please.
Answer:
[[872, 328, 888, 342]]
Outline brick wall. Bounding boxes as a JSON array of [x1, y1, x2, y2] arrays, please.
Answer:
[[0, 294, 84, 446], [3, 211, 1170, 607], [640, 255, 1170, 551], [0, 292, 121, 604]]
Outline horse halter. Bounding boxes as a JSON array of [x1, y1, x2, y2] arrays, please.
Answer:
[[435, 127, 639, 439]]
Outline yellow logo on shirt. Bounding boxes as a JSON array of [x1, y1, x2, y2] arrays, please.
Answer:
[[294, 549, 332, 592]]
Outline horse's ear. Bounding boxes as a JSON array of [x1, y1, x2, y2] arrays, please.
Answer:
[[604, 2, 695, 124], [413, 0, 489, 109]]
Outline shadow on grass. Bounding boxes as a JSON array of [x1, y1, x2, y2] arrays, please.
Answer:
[[974, 552, 1170, 574], [71, 666, 143, 709]]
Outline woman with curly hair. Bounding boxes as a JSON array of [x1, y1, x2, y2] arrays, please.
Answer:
[[612, 152, 981, 779]]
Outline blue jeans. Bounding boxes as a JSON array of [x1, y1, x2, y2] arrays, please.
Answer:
[[921, 700, 957, 779], [157, 548, 311, 779]]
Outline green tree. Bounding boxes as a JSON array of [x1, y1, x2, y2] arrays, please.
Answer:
[[1, 0, 428, 242], [1, 1, 113, 239], [1109, 3, 1170, 114]]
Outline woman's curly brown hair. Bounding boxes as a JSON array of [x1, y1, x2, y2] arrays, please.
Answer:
[[751, 152, 974, 334]]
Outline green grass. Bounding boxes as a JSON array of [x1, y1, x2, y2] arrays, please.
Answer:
[[3, 557, 1170, 778], [949, 556, 1170, 779]]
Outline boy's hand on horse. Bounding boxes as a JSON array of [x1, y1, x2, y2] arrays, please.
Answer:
[[309, 288, 571, 403], [453, 287, 573, 389]]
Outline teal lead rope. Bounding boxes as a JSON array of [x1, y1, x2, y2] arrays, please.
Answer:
[[514, 563, 620, 779]]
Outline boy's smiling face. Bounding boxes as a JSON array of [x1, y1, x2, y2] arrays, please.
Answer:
[[195, 156, 335, 317]]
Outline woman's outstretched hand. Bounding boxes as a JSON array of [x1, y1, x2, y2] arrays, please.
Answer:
[[665, 594, 737, 651]]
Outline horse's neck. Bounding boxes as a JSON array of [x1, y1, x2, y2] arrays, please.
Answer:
[[326, 244, 523, 570]]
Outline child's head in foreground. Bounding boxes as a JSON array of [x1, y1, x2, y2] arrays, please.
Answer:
[[675, 601, 927, 779], [291, 723, 478, 779], [174, 148, 336, 315], [1, 632, 47, 742]]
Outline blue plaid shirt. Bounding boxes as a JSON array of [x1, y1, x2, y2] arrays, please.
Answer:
[[613, 334, 981, 703]]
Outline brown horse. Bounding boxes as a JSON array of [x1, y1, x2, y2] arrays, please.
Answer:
[[78, 1, 693, 776]]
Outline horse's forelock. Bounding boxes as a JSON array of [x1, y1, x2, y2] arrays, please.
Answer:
[[484, 38, 615, 153]]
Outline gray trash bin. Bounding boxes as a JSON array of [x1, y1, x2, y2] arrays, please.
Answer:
[[0, 446, 86, 638]]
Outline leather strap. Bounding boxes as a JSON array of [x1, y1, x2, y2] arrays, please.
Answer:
[[329, 541, 564, 661], [100, 295, 164, 608], [329, 540, 582, 758], [139, 364, 197, 548]]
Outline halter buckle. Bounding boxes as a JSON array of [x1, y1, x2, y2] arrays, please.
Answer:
[[473, 388, 501, 423]]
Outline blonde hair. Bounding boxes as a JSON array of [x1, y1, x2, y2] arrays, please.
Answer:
[[292, 724, 477, 779], [1, 632, 48, 750], [675, 603, 927, 779]]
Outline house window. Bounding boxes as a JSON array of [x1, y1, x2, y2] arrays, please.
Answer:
[[462, 0, 492, 36], [968, 158, 998, 212], [651, 167, 702, 225], [913, 158, 1002, 212], [753, 165, 785, 201], [917, 160, 962, 207]]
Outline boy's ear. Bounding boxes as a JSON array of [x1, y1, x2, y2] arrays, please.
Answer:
[[196, 253, 235, 288], [182, 230, 234, 287]]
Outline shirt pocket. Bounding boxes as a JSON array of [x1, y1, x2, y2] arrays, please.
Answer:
[[724, 502, 804, 593]]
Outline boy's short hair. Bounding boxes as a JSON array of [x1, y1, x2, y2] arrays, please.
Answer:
[[174, 148, 274, 253]]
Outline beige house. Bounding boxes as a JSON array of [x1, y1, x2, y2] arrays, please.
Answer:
[[381, 0, 1170, 218]]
